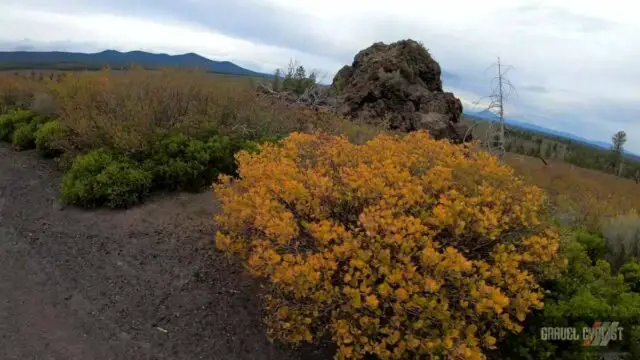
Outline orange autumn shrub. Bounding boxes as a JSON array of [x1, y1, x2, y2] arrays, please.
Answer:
[[214, 131, 562, 359]]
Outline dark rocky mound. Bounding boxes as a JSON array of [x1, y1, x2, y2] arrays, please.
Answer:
[[331, 39, 469, 141], [256, 39, 471, 142]]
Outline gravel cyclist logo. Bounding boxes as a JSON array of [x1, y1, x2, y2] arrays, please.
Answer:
[[540, 320, 624, 346], [583, 321, 623, 347]]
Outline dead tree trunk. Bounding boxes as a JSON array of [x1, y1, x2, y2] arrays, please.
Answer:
[[481, 57, 516, 161]]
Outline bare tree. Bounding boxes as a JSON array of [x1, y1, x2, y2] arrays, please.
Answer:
[[476, 57, 516, 160]]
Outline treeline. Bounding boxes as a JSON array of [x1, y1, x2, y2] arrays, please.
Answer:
[[505, 125, 640, 181]]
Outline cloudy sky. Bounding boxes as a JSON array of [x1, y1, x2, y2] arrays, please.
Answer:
[[1, 0, 639, 152]]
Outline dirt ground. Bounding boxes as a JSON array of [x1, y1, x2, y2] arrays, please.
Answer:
[[0, 143, 331, 360]]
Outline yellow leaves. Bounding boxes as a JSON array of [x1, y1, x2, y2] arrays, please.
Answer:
[[386, 331, 401, 345], [420, 246, 442, 267], [339, 346, 354, 359], [377, 283, 393, 298], [351, 259, 368, 270], [365, 295, 380, 309], [424, 277, 441, 292], [491, 291, 510, 311], [406, 336, 421, 350], [213, 131, 562, 360], [443, 336, 454, 349], [483, 334, 497, 348], [306, 220, 351, 247], [345, 287, 363, 308], [441, 247, 474, 274], [387, 270, 404, 285], [521, 230, 561, 264], [394, 288, 409, 301], [215, 232, 245, 254]]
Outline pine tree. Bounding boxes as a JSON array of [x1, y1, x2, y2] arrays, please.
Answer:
[[610, 130, 627, 175]]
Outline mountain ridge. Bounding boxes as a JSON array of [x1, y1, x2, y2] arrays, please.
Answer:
[[0, 49, 271, 77], [465, 110, 615, 150]]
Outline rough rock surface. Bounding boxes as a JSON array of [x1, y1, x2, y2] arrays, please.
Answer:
[[331, 39, 468, 141]]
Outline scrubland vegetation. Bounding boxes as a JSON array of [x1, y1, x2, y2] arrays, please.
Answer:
[[1, 68, 640, 359], [0, 69, 379, 208], [505, 153, 640, 232]]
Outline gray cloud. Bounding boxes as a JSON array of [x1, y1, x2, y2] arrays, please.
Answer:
[[4, 0, 355, 61], [511, 4, 616, 33], [519, 85, 549, 93], [1, 0, 639, 152]]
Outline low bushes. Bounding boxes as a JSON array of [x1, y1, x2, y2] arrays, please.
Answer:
[[214, 131, 562, 359], [59, 133, 258, 208], [61, 149, 153, 209], [498, 230, 640, 359], [0, 109, 37, 141], [0, 68, 384, 209], [620, 259, 640, 292], [34, 120, 67, 158], [142, 133, 243, 192], [0, 106, 270, 209], [0, 108, 52, 150], [11, 121, 39, 149]]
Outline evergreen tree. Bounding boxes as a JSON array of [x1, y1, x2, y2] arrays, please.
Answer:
[[610, 130, 627, 174]]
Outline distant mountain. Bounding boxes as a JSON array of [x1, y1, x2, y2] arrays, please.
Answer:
[[465, 110, 614, 150], [0, 50, 270, 77]]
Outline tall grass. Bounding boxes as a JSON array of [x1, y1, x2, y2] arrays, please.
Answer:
[[0, 73, 47, 114], [505, 153, 640, 231], [16, 68, 380, 156]]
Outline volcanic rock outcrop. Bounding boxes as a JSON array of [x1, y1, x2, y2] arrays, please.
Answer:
[[331, 40, 468, 141], [258, 39, 470, 142]]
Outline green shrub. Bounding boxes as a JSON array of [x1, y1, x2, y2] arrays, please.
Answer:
[[143, 134, 216, 191], [142, 133, 250, 192], [61, 134, 260, 209], [620, 259, 640, 292], [61, 149, 152, 208], [11, 122, 39, 149], [0, 109, 36, 141], [575, 229, 606, 263], [35, 121, 66, 158], [498, 230, 640, 359], [207, 135, 239, 175]]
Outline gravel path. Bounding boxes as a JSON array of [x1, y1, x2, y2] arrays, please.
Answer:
[[0, 143, 327, 360]]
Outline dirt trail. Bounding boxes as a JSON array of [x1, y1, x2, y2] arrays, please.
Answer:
[[0, 143, 326, 360]]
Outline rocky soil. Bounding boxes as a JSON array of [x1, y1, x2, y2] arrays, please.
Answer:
[[0, 143, 330, 360]]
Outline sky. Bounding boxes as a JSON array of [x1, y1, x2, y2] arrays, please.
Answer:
[[1, 0, 639, 152]]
